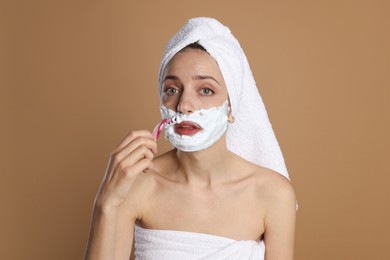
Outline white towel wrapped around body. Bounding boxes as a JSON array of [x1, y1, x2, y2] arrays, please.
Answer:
[[134, 224, 265, 260], [158, 17, 290, 179]]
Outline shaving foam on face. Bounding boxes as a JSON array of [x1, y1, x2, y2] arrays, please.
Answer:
[[160, 100, 229, 152]]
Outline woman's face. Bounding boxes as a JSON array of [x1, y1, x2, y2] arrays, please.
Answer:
[[161, 48, 228, 113]]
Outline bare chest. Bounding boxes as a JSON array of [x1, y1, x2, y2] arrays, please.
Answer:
[[139, 182, 265, 241]]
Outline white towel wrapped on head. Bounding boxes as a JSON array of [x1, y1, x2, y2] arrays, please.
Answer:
[[158, 17, 290, 179]]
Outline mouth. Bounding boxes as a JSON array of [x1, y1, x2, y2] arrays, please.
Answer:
[[174, 121, 202, 136]]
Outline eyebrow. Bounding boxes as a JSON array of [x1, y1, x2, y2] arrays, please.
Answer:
[[163, 75, 221, 86], [164, 75, 180, 82], [192, 75, 221, 86]]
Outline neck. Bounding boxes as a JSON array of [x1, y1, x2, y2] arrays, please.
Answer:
[[174, 136, 233, 187]]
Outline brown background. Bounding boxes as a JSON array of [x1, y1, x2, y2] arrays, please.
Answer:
[[1, 0, 389, 259]]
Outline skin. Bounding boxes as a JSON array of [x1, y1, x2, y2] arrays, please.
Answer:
[[83, 49, 296, 260]]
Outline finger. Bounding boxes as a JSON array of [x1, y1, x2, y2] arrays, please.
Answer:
[[109, 145, 154, 183], [119, 145, 154, 169], [130, 158, 153, 175], [115, 136, 157, 163], [113, 130, 155, 154], [131, 136, 158, 155], [105, 158, 153, 204], [111, 157, 153, 185]]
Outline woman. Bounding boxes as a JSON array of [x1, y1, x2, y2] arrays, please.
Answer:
[[84, 17, 296, 260]]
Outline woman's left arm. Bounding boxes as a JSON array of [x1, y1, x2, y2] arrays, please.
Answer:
[[263, 176, 297, 260]]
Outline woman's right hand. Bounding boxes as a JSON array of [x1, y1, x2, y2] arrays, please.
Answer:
[[94, 130, 157, 213]]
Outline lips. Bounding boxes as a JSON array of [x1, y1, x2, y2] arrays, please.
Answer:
[[174, 121, 202, 136]]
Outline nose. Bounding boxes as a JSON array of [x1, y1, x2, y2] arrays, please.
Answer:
[[177, 90, 194, 115]]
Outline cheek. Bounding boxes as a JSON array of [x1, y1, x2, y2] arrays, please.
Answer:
[[161, 95, 179, 110], [220, 89, 229, 100], [202, 92, 229, 108]]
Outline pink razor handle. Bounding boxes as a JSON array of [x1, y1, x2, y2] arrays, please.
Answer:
[[152, 118, 172, 140]]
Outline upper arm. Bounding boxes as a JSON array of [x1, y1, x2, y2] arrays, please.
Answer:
[[114, 209, 136, 260], [263, 174, 296, 260], [113, 173, 154, 260]]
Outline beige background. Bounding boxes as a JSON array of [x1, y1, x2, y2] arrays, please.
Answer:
[[1, 0, 389, 259]]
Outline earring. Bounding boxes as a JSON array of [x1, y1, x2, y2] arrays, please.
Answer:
[[227, 102, 234, 123]]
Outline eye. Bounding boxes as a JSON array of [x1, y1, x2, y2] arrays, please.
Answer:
[[164, 87, 180, 96], [200, 88, 214, 95]]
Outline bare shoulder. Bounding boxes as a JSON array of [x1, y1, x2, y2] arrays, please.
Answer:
[[229, 153, 295, 206], [251, 166, 296, 211], [251, 167, 296, 257]]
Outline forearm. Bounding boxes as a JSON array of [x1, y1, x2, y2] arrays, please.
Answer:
[[83, 204, 118, 260], [83, 130, 155, 259]]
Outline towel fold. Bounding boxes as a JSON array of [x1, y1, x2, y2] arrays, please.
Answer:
[[134, 224, 265, 260], [158, 17, 290, 180]]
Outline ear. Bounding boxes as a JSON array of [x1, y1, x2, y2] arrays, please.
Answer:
[[227, 98, 235, 123]]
